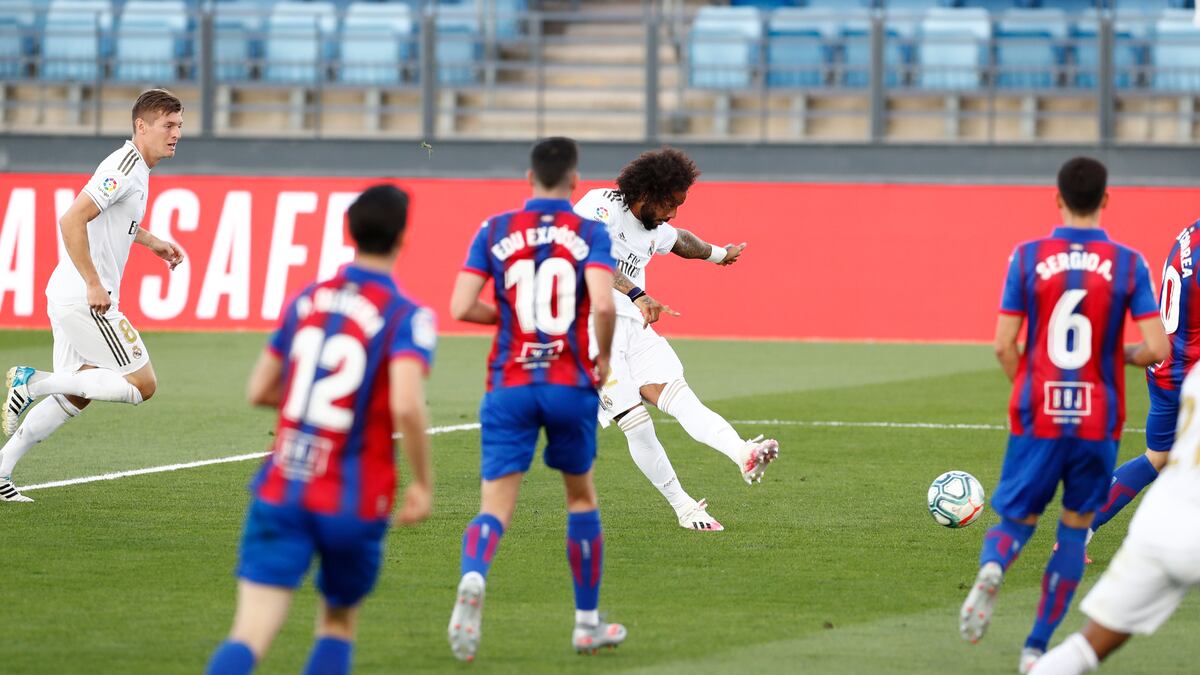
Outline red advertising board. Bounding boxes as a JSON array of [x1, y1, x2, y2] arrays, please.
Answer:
[[1, 174, 1197, 341]]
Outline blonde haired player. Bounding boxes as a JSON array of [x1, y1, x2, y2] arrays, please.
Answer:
[[1032, 362, 1200, 674], [0, 89, 184, 502], [573, 147, 779, 531]]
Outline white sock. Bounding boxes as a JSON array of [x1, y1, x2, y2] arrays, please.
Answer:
[[575, 609, 599, 627], [1034, 632, 1101, 674], [0, 395, 79, 477], [617, 407, 695, 516], [27, 369, 143, 405], [656, 379, 744, 466]]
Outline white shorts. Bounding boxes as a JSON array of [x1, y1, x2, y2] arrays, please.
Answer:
[[596, 315, 684, 424], [1080, 535, 1200, 635], [48, 300, 150, 376]]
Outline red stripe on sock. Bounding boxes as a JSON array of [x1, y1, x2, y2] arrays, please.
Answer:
[[589, 535, 603, 589], [567, 539, 583, 586], [464, 525, 480, 559]]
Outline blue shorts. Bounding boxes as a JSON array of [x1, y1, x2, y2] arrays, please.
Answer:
[[479, 384, 599, 480], [236, 499, 389, 608], [1145, 380, 1180, 452], [990, 435, 1119, 520]]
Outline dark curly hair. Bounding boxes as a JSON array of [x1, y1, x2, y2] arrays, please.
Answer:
[[615, 147, 700, 209]]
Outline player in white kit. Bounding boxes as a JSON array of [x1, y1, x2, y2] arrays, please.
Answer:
[[1031, 363, 1200, 674], [573, 147, 779, 531], [0, 89, 185, 502]]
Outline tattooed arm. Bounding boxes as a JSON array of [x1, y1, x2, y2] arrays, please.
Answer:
[[612, 270, 638, 294], [612, 270, 680, 328], [671, 228, 746, 266], [670, 228, 713, 260]]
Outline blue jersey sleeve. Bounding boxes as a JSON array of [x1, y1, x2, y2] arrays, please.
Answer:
[[1000, 246, 1025, 315], [1129, 253, 1159, 320], [391, 305, 437, 371], [463, 221, 491, 276], [268, 291, 304, 357], [585, 220, 615, 271]]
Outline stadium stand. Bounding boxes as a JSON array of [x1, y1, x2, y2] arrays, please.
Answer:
[[0, 0, 1195, 142]]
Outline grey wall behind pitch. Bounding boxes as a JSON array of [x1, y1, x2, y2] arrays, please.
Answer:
[[2, 135, 1197, 185]]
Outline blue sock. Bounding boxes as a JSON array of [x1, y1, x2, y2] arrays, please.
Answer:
[[979, 518, 1036, 572], [1091, 454, 1159, 532], [566, 510, 603, 613], [302, 637, 352, 675], [1026, 522, 1088, 652], [206, 640, 255, 675], [461, 513, 505, 578]]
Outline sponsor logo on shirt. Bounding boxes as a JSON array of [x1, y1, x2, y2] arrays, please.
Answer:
[[99, 176, 119, 197]]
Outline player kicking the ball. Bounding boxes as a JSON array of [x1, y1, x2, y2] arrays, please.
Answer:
[[958, 158, 1168, 674], [1, 89, 185, 503], [572, 147, 779, 531], [447, 137, 622, 661], [205, 185, 435, 674]]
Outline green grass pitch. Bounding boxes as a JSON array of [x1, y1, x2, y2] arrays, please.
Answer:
[[2, 330, 1196, 674]]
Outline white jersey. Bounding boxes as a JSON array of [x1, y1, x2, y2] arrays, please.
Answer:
[[574, 188, 678, 320], [46, 140, 151, 306]]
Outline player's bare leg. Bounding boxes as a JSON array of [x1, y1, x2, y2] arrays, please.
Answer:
[[450, 472, 522, 662], [306, 600, 359, 673], [642, 380, 779, 485], [613, 404, 720, 531], [206, 580, 294, 673], [563, 470, 626, 653]]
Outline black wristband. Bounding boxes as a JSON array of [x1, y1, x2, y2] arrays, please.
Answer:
[[627, 286, 646, 302]]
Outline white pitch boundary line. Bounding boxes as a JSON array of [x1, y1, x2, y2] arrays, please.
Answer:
[[18, 418, 1147, 492]]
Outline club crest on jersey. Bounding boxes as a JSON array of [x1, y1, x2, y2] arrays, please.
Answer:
[[131, 346, 142, 359]]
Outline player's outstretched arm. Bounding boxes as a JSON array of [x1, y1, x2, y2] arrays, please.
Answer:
[[391, 358, 433, 526], [246, 349, 284, 407], [134, 227, 184, 271], [1126, 316, 1170, 367], [671, 228, 746, 266], [994, 313, 1024, 382], [60, 192, 109, 313], [585, 267, 617, 385], [449, 271, 498, 325]]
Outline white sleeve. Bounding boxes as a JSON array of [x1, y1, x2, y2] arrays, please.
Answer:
[[80, 166, 131, 212], [654, 223, 679, 255], [573, 190, 611, 224]]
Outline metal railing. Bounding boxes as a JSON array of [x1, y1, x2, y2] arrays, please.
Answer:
[[0, 3, 1196, 144]]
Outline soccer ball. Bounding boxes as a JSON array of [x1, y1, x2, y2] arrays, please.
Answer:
[[927, 470, 986, 528]]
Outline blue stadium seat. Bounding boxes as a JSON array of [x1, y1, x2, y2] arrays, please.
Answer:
[[767, 8, 834, 88], [339, 1, 414, 85], [806, 0, 872, 7], [1113, 0, 1192, 13], [436, 3, 481, 85], [1072, 16, 1145, 88], [994, 8, 1066, 89], [264, 0, 337, 84], [0, 15, 20, 79], [1151, 8, 1200, 91], [1038, 0, 1100, 12], [41, 0, 112, 81], [689, 7, 762, 89], [113, 0, 187, 82], [730, 0, 797, 8], [958, 0, 1022, 12], [214, 1, 263, 82], [917, 7, 991, 89], [840, 8, 911, 87], [490, 0, 525, 40]]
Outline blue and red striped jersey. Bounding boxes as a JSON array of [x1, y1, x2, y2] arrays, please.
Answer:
[[252, 264, 436, 521], [1000, 226, 1158, 441], [1148, 219, 1200, 392], [462, 197, 615, 391]]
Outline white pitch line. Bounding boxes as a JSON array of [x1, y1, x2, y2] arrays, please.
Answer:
[[18, 418, 1148, 493], [21, 423, 484, 493]]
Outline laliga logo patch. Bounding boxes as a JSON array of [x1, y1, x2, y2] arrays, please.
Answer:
[[595, 207, 609, 222], [100, 176, 119, 196]]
